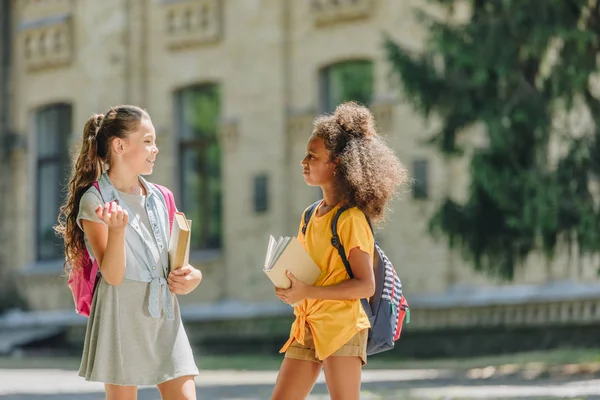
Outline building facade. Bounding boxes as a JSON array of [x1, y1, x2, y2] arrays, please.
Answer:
[[3, 0, 600, 335]]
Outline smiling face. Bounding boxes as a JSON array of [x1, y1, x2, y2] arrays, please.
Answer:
[[118, 117, 159, 176], [300, 135, 335, 187]]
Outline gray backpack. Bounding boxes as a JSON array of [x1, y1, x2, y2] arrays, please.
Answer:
[[302, 201, 410, 355]]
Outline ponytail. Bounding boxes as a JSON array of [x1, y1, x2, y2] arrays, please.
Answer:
[[55, 114, 105, 271]]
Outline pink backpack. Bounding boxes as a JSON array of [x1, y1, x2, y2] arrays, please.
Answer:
[[67, 182, 177, 317]]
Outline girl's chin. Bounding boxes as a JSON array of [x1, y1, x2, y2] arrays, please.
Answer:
[[302, 176, 318, 186]]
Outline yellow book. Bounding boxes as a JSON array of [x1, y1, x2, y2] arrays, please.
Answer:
[[168, 212, 192, 271]]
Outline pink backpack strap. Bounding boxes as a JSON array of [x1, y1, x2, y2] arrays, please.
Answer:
[[154, 184, 177, 232], [92, 181, 107, 202]]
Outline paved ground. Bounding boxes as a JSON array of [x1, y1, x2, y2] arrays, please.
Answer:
[[1, 368, 600, 399]]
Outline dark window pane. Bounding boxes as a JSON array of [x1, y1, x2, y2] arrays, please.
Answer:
[[37, 105, 71, 157], [412, 159, 429, 199], [320, 60, 374, 114], [35, 104, 71, 260], [175, 85, 222, 250], [35, 103, 71, 260], [254, 174, 268, 213], [38, 163, 63, 259], [178, 85, 220, 141]]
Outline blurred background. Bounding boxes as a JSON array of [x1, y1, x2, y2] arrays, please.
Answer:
[[3, 0, 600, 398]]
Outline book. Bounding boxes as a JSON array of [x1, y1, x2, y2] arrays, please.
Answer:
[[168, 212, 192, 271], [263, 235, 322, 292]]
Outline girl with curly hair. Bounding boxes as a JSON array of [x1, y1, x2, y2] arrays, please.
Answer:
[[272, 101, 409, 400], [55, 105, 201, 400]]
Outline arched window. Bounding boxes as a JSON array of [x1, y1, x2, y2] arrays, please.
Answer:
[[319, 60, 374, 113]]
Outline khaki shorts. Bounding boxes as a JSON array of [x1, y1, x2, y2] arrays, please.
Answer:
[[285, 326, 368, 365]]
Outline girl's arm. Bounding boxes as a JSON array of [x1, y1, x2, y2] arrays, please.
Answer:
[[307, 247, 375, 300], [81, 201, 128, 286]]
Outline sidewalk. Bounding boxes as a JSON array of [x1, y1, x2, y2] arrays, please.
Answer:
[[2, 367, 600, 399]]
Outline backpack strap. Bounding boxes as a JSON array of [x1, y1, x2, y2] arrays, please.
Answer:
[[153, 184, 177, 232], [92, 182, 103, 201], [301, 200, 321, 236], [331, 206, 373, 315], [331, 205, 353, 278]]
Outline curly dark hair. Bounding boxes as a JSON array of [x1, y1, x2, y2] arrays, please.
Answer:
[[55, 105, 149, 272], [313, 101, 409, 223]]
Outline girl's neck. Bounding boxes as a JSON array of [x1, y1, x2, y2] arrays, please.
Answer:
[[107, 167, 143, 195], [321, 186, 339, 208]]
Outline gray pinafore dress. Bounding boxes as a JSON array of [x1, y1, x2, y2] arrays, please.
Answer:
[[76, 173, 198, 386]]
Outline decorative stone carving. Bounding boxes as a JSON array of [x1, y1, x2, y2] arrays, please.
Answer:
[[20, 15, 74, 72], [219, 118, 239, 152], [17, 0, 75, 72], [311, 0, 375, 27], [163, 0, 222, 50]]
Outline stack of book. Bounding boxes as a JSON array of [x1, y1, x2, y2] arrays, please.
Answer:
[[263, 235, 321, 290]]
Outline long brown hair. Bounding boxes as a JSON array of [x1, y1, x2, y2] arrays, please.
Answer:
[[313, 101, 410, 223], [55, 105, 149, 271]]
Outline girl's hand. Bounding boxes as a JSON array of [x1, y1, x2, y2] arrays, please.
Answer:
[[95, 201, 129, 230], [275, 271, 311, 305], [168, 265, 202, 295]]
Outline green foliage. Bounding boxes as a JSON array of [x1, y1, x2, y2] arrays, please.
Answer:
[[386, 0, 600, 279]]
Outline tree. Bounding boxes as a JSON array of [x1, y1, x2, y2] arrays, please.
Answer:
[[385, 0, 600, 279]]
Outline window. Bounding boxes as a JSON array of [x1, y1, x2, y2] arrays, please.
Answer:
[[412, 159, 429, 199], [253, 174, 268, 213], [175, 84, 222, 250], [35, 103, 72, 260], [319, 60, 374, 113]]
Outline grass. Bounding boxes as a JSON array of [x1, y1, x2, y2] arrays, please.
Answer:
[[1, 347, 600, 371]]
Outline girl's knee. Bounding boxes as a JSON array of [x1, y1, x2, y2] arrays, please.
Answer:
[[157, 375, 196, 400]]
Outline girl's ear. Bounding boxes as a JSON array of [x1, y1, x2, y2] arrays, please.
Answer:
[[111, 138, 124, 155]]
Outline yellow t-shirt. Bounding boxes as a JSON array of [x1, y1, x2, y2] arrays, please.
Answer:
[[279, 202, 374, 360]]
